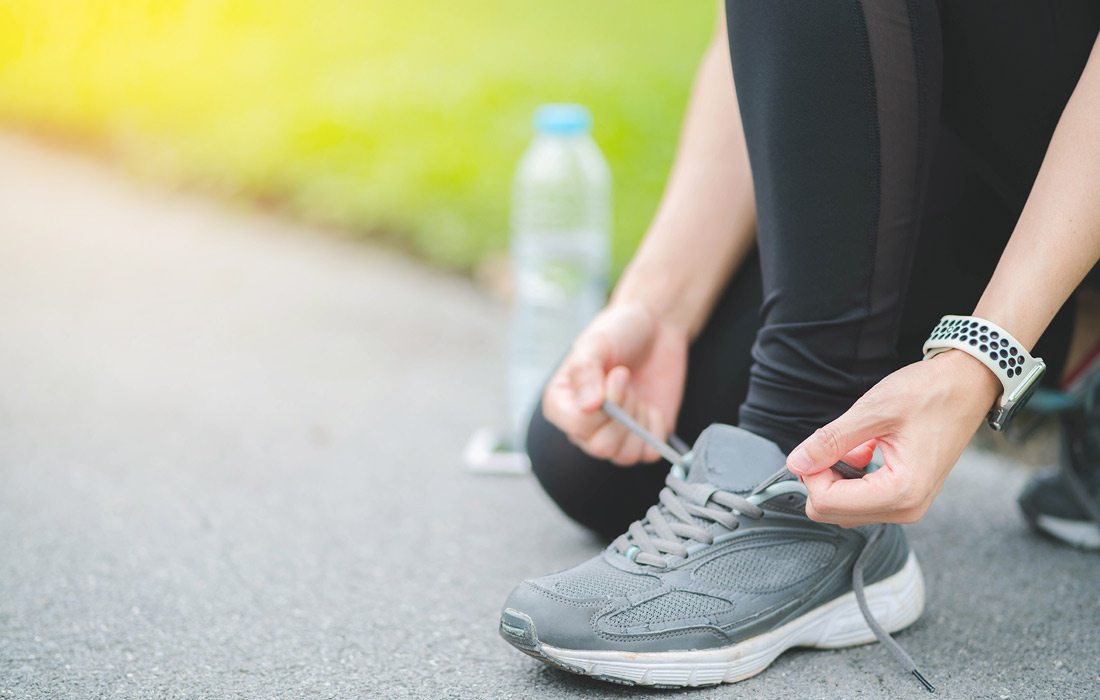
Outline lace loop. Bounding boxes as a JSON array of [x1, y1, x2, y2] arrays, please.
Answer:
[[612, 474, 763, 567]]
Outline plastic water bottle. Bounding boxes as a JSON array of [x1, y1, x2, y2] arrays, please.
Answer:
[[508, 104, 611, 449]]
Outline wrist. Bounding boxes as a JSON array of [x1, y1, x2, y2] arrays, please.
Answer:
[[932, 348, 1003, 405], [601, 296, 691, 344], [968, 305, 1043, 352], [610, 256, 700, 338]]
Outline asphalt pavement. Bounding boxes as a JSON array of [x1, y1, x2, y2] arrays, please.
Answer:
[[0, 135, 1097, 699]]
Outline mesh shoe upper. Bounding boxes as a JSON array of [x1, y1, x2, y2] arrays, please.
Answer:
[[692, 539, 837, 592], [502, 424, 911, 654]]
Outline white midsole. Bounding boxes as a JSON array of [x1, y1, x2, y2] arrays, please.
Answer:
[[540, 552, 925, 687], [1036, 514, 1100, 549]]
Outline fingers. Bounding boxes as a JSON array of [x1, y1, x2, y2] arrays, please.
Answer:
[[541, 324, 672, 466], [802, 461, 933, 527], [542, 371, 607, 442], [547, 362, 668, 466], [567, 347, 607, 412], [842, 439, 877, 469], [615, 383, 668, 465], [542, 345, 610, 441], [584, 368, 662, 466], [584, 367, 633, 463], [640, 404, 664, 463], [787, 400, 889, 477]]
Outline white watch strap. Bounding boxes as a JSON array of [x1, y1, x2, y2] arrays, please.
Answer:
[[921, 315, 1043, 408]]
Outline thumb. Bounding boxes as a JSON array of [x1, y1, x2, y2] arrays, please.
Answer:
[[787, 402, 886, 476]]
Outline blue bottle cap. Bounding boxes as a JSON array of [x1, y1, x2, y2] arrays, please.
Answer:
[[533, 104, 592, 135]]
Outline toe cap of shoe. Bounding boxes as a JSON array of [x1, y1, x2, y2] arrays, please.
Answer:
[[500, 581, 605, 650]]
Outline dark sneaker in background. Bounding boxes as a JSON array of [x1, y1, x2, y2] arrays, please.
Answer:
[[499, 425, 926, 688], [1018, 373, 1100, 550]]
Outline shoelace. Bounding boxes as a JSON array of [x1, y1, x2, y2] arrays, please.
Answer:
[[602, 399, 935, 693], [612, 474, 764, 566]]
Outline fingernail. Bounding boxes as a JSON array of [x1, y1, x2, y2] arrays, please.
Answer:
[[787, 448, 812, 474]]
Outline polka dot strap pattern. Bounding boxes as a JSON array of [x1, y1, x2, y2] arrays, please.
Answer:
[[921, 314, 1044, 409]]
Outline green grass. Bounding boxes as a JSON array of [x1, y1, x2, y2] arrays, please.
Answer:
[[0, 1, 712, 272]]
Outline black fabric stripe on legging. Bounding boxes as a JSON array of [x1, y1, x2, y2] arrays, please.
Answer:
[[726, 0, 940, 450], [855, 0, 940, 391]]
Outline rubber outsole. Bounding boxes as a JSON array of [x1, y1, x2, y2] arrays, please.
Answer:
[[1019, 494, 1100, 551], [500, 552, 925, 688], [1033, 514, 1100, 550]]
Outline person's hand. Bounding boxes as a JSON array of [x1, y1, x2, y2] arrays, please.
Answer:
[[542, 302, 689, 466], [785, 350, 1002, 527]]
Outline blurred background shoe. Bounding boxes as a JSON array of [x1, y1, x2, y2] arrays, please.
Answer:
[[1017, 360, 1100, 550]]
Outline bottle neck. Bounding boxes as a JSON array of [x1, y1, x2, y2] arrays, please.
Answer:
[[535, 131, 591, 142]]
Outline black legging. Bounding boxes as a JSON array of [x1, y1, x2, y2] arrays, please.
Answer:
[[529, 0, 1100, 539]]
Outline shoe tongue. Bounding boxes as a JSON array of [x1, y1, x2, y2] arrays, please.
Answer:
[[686, 424, 789, 493]]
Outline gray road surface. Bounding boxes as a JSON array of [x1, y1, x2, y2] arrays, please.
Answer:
[[0, 136, 1097, 699]]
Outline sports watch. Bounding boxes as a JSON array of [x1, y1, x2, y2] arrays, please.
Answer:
[[922, 315, 1046, 431]]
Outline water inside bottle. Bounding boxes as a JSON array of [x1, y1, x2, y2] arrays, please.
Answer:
[[508, 229, 607, 447]]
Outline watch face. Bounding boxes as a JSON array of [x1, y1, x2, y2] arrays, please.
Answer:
[[990, 362, 1047, 431]]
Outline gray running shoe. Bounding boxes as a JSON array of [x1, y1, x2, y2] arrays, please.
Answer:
[[500, 424, 929, 689], [1018, 375, 1100, 550]]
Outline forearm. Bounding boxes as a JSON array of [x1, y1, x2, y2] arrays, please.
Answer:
[[972, 36, 1100, 351], [612, 9, 754, 339]]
